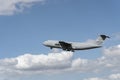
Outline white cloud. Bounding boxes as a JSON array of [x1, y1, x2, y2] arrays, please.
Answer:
[[0, 51, 75, 79], [84, 77, 105, 80], [84, 73, 120, 80], [0, 44, 120, 79], [0, 51, 74, 75], [103, 45, 120, 56], [0, 0, 45, 15], [109, 73, 120, 79], [0, 51, 90, 75], [84, 44, 120, 80], [0, 51, 87, 75], [16, 52, 73, 71]]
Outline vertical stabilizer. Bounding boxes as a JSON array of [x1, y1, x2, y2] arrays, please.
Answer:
[[96, 35, 110, 45]]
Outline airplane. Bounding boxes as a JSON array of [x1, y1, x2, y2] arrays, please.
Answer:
[[43, 35, 110, 52]]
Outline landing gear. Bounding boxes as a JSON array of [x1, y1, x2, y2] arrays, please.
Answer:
[[50, 47, 53, 49], [66, 49, 74, 52]]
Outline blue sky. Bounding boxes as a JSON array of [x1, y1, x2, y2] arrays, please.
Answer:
[[0, 0, 120, 80]]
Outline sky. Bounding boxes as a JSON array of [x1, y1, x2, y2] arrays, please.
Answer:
[[0, 0, 120, 80]]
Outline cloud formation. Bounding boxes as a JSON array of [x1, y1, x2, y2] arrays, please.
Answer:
[[104, 45, 120, 56], [0, 52, 73, 75], [84, 73, 120, 80], [0, 0, 45, 15], [0, 44, 120, 79], [16, 52, 73, 71]]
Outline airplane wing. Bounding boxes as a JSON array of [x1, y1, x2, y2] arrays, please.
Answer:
[[59, 41, 74, 51]]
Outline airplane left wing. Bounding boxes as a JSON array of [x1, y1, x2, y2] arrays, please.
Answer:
[[59, 41, 74, 51]]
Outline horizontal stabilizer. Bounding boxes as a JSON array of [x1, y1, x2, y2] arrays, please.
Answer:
[[96, 35, 110, 45]]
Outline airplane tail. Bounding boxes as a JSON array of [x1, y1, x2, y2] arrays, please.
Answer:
[[96, 35, 110, 45]]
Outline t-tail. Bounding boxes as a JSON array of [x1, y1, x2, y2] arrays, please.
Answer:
[[96, 35, 110, 45]]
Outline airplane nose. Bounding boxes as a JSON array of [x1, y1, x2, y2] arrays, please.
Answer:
[[43, 41, 47, 45], [43, 41, 48, 46]]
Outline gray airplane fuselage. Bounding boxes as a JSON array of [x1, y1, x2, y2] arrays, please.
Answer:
[[43, 35, 109, 51], [43, 40, 101, 51]]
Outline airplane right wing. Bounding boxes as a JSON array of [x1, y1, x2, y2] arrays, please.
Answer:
[[59, 41, 74, 52]]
